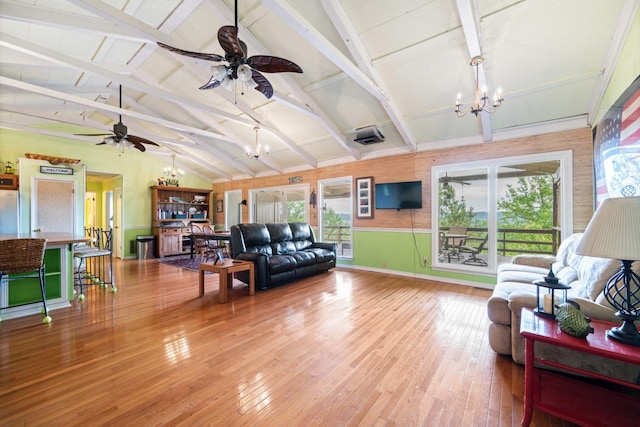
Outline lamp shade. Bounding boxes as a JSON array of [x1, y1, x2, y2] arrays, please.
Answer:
[[575, 196, 640, 260]]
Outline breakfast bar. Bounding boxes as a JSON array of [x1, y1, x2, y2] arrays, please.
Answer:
[[0, 232, 90, 320]]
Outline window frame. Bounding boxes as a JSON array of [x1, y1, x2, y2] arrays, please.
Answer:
[[431, 150, 573, 273]]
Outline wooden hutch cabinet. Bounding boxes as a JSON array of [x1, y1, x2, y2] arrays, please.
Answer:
[[151, 185, 212, 257]]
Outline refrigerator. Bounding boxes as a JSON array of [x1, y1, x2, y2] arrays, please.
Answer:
[[0, 190, 20, 234]]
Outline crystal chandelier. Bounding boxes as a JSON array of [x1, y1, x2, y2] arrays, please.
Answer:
[[455, 56, 503, 117], [245, 126, 268, 159], [162, 154, 184, 186]]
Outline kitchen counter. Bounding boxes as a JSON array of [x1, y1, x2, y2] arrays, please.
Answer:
[[0, 232, 90, 245], [0, 232, 90, 321]]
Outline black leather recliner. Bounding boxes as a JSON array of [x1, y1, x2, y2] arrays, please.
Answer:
[[230, 222, 337, 290]]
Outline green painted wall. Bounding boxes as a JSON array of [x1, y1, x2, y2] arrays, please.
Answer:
[[0, 129, 211, 258], [338, 230, 495, 286]]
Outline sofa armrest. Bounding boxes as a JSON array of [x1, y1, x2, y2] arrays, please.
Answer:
[[235, 252, 269, 286], [511, 255, 556, 269], [311, 242, 337, 254]]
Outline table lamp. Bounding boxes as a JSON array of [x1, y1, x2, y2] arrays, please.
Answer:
[[575, 196, 640, 346]]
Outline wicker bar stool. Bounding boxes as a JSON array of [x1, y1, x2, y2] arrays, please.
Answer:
[[0, 238, 51, 323]]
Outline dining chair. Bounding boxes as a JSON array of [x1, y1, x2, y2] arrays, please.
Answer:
[[0, 238, 51, 323], [191, 224, 212, 262], [203, 225, 228, 260]]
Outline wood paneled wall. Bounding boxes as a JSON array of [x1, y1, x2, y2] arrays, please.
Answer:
[[212, 128, 594, 231]]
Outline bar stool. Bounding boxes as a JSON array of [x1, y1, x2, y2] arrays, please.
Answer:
[[74, 228, 116, 300], [0, 238, 51, 323]]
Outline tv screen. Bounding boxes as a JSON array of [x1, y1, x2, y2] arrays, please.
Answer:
[[375, 181, 423, 210]]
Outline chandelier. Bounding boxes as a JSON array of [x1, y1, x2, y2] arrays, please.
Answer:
[[162, 154, 184, 186], [245, 126, 268, 159], [455, 56, 503, 117]]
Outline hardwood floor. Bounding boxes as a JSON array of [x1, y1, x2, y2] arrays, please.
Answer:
[[0, 259, 576, 426]]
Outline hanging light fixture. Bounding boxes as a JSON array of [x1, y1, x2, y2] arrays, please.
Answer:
[[163, 154, 184, 186], [455, 56, 503, 117], [245, 126, 269, 159]]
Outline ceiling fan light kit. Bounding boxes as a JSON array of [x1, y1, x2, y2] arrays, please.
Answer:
[[157, 0, 302, 100], [455, 56, 504, 118]]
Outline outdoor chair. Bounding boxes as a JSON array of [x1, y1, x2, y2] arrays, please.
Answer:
[[0, 238, 51, 323], [445, 226, 468, 262], [460, 234, 489, 266]]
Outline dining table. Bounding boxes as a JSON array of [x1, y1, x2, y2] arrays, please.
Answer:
[[190, 230, 231, 259]]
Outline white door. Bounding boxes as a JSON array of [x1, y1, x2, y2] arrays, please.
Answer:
[[32, 179, 74, 233]]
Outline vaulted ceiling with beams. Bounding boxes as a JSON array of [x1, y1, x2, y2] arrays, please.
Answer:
[[1, 0, 637, 183]]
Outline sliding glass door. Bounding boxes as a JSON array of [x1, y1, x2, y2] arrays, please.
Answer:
[[432, 151, 573, 272], [319, 177, 353, 259], [250, 185, 309, 224]]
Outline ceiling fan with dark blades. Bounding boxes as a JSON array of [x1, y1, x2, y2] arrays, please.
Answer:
[[76, 85, 160, 152], [157, 1, 302, 99], [439, 173, 471, 188]]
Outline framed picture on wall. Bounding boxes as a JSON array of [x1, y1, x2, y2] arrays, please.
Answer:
[[216, 199, 223, 212], [355, 176, 374, 219], [592, 75, 640, 207]]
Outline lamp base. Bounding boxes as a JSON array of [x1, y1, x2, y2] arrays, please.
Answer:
[[606, 319, 640, 347]]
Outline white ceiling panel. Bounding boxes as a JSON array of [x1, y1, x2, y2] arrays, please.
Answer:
[[0, 0, 636, 182]]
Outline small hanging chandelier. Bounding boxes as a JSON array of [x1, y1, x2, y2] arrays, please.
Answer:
[[245, 126, 268, 159], [455, 56, 503, 117], [162, 154, 184, 186]]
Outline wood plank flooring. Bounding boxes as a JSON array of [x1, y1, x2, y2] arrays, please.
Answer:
[[0, 258, 576, 426]]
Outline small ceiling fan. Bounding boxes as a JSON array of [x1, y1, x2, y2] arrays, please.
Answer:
[[76, 85, 159, 152], [157, 0, 302, 99], [440, 173, 471, 188]]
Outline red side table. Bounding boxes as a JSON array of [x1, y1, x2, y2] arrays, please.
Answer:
[[520, 307, 640, 426]]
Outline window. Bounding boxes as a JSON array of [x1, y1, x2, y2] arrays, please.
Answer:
[[249, 185, 309, 224], [432, 151, 573, 272], [319, 177, 353, 259]]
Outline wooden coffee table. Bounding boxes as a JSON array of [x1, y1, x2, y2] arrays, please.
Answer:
[[198, 259, 254, 303]]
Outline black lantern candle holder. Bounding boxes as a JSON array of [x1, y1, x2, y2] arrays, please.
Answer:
[[533, 266, 570, 318]]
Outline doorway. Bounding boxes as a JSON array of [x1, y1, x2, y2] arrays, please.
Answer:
[[32, 178, 75, 233]]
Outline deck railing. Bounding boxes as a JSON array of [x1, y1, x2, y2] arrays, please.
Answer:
[[322, 225, 352, 255], [445, 227, 561, 256], [323, 225, 561, 258]]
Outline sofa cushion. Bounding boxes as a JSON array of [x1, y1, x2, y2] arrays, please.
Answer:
[[240, 223, 271, 247], [303, 247, 335, 263], [273, 241, 297, 255], [268, 254, 297, 274], [289, 251, 317, 267], [574, 255, 620, 301], [556, 233, 583, 266], [267, 223, 293, 242]]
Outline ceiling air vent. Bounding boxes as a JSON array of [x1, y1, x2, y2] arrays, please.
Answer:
[[354, 125, 385, 145]]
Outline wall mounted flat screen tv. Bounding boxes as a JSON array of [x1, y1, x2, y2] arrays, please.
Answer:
[[375, 180, 423, 210]]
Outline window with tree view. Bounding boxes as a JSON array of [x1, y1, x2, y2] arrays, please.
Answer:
[[432, 152, 572, 272]]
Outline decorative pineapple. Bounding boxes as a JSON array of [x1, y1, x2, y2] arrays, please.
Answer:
[[555, 301, 594, 338]]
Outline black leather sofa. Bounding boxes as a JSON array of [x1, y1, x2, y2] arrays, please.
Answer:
[[230, 222, 337, 290]]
